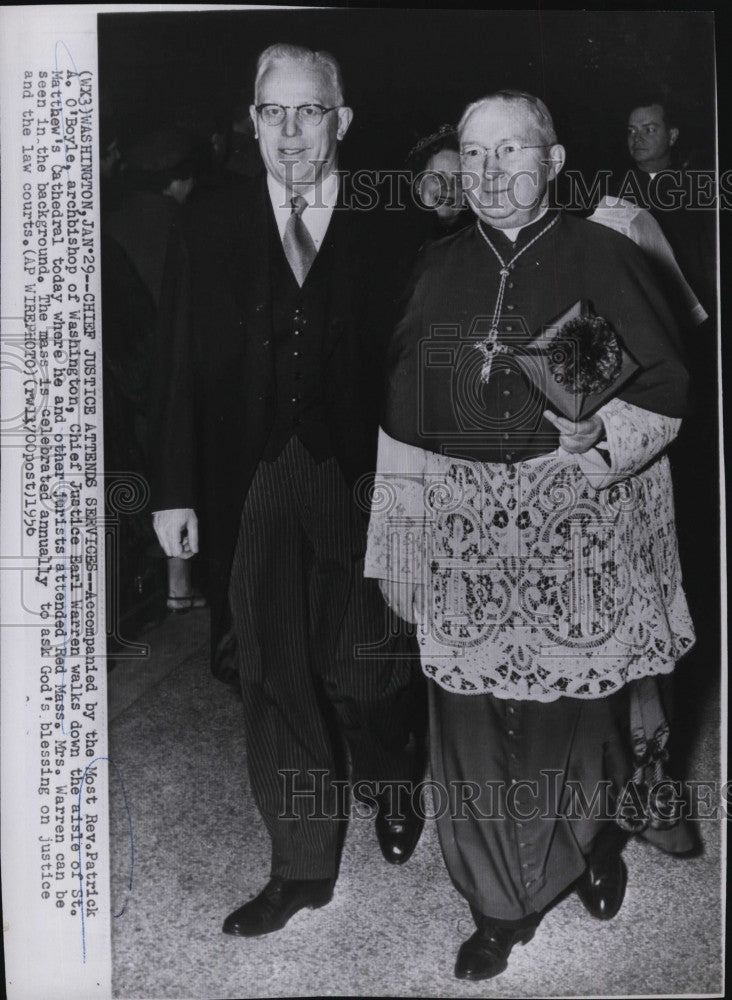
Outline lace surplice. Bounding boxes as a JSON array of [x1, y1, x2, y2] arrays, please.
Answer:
[[365, 398, 695, 702]]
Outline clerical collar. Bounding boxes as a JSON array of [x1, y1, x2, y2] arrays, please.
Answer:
[[483, 203, 550, 245]]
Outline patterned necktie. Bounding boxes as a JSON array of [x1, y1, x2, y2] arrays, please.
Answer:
[[282, 193, 317, 286]]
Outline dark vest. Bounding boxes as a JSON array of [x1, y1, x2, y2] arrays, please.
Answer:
[[261, 209, 335, 462]]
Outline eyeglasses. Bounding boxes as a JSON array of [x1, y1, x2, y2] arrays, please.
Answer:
[[255, 104, 338, 127], [460, 142, 547, 163]]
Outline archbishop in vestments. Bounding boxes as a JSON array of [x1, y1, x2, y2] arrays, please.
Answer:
[[365, 89, 695, 982]]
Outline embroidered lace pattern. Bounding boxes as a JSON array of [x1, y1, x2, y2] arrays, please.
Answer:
[[365, 402, 695, 701]]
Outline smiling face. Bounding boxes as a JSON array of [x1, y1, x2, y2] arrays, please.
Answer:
[[459, 98, 565, 230], [250, 58, 352, 190], [627, 104, 678, 173]]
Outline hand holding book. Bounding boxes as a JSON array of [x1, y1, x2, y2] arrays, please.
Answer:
[[543, 409, 605, 454]]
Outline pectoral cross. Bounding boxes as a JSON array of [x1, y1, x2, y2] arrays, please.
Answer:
[[474, 219, 560, 384], [476, 331, 509, 385]]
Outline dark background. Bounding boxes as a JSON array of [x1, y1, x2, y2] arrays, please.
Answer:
[[98, 8, 716, 186]]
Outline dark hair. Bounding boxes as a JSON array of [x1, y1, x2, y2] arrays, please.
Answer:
[[406, 124, 459, 171], [628, 96, 680, 132]]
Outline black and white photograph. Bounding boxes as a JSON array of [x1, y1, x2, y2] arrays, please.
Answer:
[[0, 5, 725, 999]]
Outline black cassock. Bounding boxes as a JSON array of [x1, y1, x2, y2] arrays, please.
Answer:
[[369, 210, 694, 919]]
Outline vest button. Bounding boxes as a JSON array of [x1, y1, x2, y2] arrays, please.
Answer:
[[262, 339, 270, 347], [293, 329, 303, 337], [293, 350, 301, 358], [291, 396, 300, 404], [506, 303, 515, 311]]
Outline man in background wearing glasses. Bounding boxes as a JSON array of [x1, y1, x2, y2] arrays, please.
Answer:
[[151, 43, 424, 937]]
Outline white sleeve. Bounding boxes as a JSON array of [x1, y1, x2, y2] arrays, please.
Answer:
[[573, 397, 681, 491], [629, 209, 708, 326], [364, 427, 429, 582]]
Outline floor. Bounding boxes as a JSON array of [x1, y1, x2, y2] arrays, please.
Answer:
[[107, 607, 724, 999]]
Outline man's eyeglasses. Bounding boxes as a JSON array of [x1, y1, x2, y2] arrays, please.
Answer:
[[460, 142, 547, 163], [255, 104, 338, 127]]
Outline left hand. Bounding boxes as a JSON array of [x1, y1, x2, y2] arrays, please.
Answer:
[[543, 410, 604, 454]]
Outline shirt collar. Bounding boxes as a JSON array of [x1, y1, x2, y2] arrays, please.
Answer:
[[267, 169, 340, 213]]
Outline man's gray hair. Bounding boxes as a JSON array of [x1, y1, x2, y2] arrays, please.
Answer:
[[254, 44, 345, 105], [458, 89, 557, 145]]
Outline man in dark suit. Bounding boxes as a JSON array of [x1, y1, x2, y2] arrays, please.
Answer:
[[621, 98, 715, 318], [151, 43, 424, 936], [621, 97, 719, 752]]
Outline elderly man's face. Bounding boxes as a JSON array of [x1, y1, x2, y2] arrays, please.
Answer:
[[459, 99, 564, 230], [250, 59, 352, 190], [627, 104, 677, 171]]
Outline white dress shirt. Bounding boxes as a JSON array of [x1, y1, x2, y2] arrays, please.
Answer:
[[267, 171, 339, 251]]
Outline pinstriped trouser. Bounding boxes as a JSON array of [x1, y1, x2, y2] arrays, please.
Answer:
[[229, 437, 422, 880]]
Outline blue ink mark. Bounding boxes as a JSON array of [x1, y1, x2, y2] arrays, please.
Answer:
[[76, 756, 135, 963]]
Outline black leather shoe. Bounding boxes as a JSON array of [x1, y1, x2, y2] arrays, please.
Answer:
[[374, 792, 424, 865], [454, 917, 537, 981], [222, 877, 333, 937], [575, 852, 627, 920]]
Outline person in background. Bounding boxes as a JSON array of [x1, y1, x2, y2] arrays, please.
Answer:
[[621, 97, 715, 320], [588, 195, 707, 330], [104, 125, 206, 616], [619, 96, 719, 762], [407, 124, 470, 242]]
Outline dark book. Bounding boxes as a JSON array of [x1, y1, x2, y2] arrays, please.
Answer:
[[511, 299, 640, 422]]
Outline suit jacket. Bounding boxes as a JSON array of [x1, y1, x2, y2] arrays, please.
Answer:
[[150, 172, 406, 644]]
